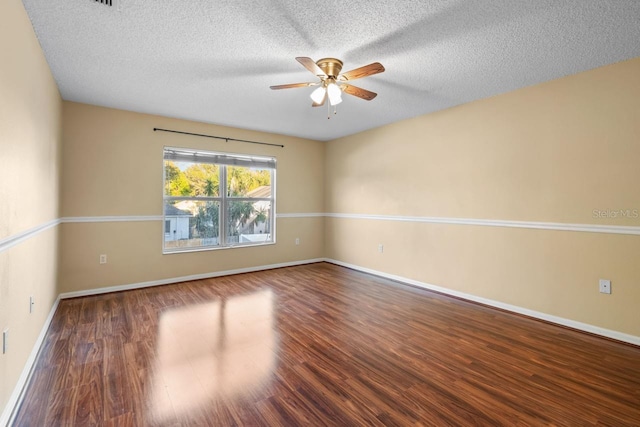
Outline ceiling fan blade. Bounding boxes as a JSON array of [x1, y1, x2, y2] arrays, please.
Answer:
[[296, 57, 327, 78], [312, 92, 327, 107], [341, 84, 378, 101], [270, 82, 319, 90], [338, 62, 385, 81]]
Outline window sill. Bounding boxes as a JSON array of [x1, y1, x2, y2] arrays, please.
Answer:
[[162, 240, 276, 255]]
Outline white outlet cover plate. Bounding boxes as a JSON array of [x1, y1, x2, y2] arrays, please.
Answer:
[[599, 279, 611, 294]]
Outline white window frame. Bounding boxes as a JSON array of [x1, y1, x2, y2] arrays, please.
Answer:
[[163, 146, 276, 254]]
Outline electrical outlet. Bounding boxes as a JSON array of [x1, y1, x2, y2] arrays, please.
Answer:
[[378, 244, 384, 253], [295, 238, 300, 245], [99, 254, 107, 264], [599, 279, 611, 294], [2, 329, 8, 354], [30, 296, 35, 314]]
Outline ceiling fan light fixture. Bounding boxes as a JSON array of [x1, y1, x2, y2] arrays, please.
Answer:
[[272, 57, 384, 112], [310, 86, 326, 104], [327, 82, 342, 106]]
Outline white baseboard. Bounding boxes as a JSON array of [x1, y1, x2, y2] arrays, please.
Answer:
[[323, 258, 640, 347], [1, 297, 60, 427], [59, 258, 325, 299]]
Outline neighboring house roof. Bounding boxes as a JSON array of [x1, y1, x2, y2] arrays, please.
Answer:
[[246, 186, 271, 198], [174, 200, 200, 215], [164, 203, 192, 216]]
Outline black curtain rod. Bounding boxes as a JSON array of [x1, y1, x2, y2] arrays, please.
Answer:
[[153, 127, 284, 148]]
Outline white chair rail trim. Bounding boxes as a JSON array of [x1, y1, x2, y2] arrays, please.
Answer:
[[2, 213, 638, 255]]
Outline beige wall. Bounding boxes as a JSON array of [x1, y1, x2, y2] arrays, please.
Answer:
[[0, 0, 62, 417], [59, 102, 325, 293], [325, 57, 640, 336]]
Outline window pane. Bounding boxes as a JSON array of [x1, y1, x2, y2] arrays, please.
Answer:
[[165, 161, 220, 197], [227, 201, 272, 244], [164, 201, 220, 250], [227, 166, 271, 198], [163, 148, 275, 253]]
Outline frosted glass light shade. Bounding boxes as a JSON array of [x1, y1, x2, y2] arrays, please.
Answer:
[[310, 86, 326, 104], [327, 83, 342, 105]]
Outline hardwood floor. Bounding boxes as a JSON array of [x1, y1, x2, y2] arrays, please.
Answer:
[[13, 263, 640, 426]]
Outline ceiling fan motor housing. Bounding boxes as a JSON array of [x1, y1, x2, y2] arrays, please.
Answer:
[[316, 58, 343, 78]]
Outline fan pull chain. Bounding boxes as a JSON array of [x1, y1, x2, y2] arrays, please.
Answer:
[[326, 102, 338, 119]]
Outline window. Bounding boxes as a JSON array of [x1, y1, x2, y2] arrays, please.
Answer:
[[163, 147, 276, 253]]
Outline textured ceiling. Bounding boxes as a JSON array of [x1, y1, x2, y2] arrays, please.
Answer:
[[21, 0, 640, 141]]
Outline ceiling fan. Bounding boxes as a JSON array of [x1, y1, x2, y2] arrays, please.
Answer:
[[270, 57, 385, 114]]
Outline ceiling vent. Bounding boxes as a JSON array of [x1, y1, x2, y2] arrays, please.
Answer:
[[94, 0, 112, 6]]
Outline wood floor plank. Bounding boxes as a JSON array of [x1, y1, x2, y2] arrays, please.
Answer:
[[12, 262, 640, 426]]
